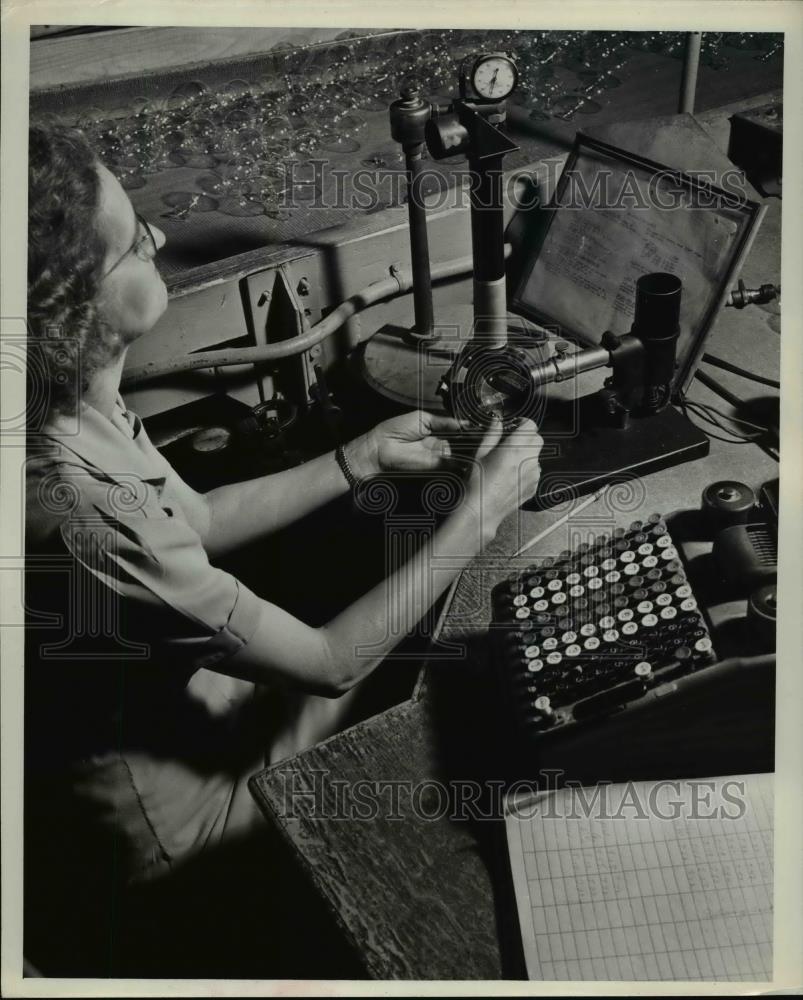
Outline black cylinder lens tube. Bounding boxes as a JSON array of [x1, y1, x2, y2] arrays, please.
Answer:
[[632, 272, 682, 411]]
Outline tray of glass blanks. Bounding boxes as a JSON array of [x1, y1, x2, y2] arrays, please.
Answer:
[[491, 513, 717, 736]]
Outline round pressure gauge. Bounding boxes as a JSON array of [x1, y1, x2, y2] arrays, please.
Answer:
[[469, 53, 518, 100]]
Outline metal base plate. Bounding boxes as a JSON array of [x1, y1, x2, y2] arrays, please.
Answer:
[[358, 304, 480, 412], [358, 306, 551, 412], [530, 396, 711, 509]]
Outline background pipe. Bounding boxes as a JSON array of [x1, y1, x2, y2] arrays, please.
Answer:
[[122, 245, 513, 387], [679, 32, 702, 114]]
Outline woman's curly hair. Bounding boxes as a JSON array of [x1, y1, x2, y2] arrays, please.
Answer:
[[28, 121, 123, 418]]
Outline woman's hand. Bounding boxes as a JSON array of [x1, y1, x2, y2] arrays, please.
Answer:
[[342, 410, 542, 543], [465, 418, 543, 540], [345, 410, 465, 477]]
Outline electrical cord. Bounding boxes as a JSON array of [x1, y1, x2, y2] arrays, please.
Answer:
[[691, 368, 779, 460], [680, 400, 762, 445], [701, 352, 780, 390], [684, 399, 770, 435], [680, 397, 779, 462], [685, 400, 769, 444], [682, 402, 759, 440]]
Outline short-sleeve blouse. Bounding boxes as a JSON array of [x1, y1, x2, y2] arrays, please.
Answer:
[[25, 395, 271, 882]]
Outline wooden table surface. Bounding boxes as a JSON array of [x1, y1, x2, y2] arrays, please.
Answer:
[[249, 130, 782, 980]]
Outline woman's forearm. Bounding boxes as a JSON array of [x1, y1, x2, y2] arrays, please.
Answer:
[[318, 492, 497, 691], [203, 448, 347, 558], [218, 492, 499, 696]]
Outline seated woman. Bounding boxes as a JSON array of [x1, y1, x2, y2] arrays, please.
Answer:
[[24, 121, 542, 976]]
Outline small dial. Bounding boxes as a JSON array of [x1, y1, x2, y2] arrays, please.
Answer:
[[470, 54, 517, 100]]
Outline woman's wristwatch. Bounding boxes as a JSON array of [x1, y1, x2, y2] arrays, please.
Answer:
[[335, 443, 360, 490]]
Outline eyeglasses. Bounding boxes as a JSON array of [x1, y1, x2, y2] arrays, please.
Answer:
[[101, 213, 159, 279]]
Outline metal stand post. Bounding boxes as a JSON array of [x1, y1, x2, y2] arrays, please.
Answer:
[[390, 81, 435, 341], [679, 32, 702, 114]]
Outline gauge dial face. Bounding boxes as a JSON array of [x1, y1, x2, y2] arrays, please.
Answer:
[[471, 54, 517, 100]]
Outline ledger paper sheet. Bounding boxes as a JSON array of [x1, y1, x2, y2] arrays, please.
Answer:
[[505, 773, 773, 981]]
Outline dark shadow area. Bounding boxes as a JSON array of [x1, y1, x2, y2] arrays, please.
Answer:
[[421, 633, 525, 978], [24, 799, 367, 979], [158, 231, 279, 270], [667, 506, 711, 543], [714, 613, 774, 658]]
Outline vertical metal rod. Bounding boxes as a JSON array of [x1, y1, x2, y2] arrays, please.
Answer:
[[468, 158, 507, 281], [469, 155, 508, 349], [405, 147, 435, 339], [679, 32, 702, 114]]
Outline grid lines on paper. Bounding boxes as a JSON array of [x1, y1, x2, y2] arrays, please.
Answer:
[[510, 774, 773, 982]]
